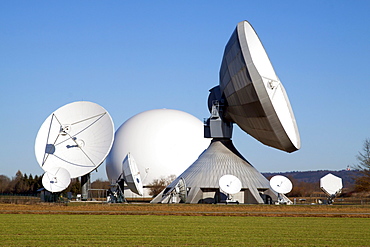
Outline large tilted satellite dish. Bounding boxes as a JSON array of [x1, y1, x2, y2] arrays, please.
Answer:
[[153, 20, 301, 204], [42, 167, 71, 193], [35, 101, 114, 181], [120, 153, 143, 196], [320, 173, 342, 204], [207, 20, 300, 153], [219, 174, 242, 195]]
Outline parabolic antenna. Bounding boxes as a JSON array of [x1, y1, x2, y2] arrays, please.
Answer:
[[219, 174, 242, 195], [35, 101, 114, 178], [175, 178, 187, 203], [320, 173, 342, 198], [153, 20, 300, 204], [217, 20, 300, 153], [160, 177, 187, 203], [121, 153, 143, 196], [270, 175, 293, 194], [42, 167, 71, 193]]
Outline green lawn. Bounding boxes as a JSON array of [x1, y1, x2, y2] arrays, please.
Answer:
[[0, 214, 368, 246]]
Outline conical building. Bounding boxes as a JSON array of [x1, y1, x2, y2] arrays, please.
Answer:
[[151, 139, 278, 204]]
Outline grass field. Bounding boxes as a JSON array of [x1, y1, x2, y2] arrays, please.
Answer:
[[1, 203, 370, 246], [0, 214, 369, 246]]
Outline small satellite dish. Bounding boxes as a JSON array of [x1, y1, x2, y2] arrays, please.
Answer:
[[219, 174, 242, 195], [161, 177, 187, 203], [217, 20, 300, 153], [42, 167, 71, 193], [270, 175, 293, 194], [169, 178, 187, 203], [35, 101, 114, 178], [320, 173, 342, 204], [270, 175, 293, 204], [121, 153, 143, 196], [176, 178, 187, 203]]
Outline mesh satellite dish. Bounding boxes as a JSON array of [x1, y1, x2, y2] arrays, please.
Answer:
[[320, 173, 342, 204], [42, 167, 71, 193], [206, 20, 300, 153], [119, 153, 143, 196], [35, 101, 114, 179]]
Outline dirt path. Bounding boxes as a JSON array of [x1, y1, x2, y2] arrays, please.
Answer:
[[1, 203, 370, 217]]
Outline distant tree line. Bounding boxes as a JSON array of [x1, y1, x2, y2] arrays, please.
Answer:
[[0, 171, 42, 195]]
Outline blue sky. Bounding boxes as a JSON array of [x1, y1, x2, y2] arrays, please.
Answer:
[[1, 1, 369, 181]]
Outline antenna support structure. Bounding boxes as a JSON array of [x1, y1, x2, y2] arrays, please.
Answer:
[[204, 86, 233, 139], [152, 20, 300, 204]]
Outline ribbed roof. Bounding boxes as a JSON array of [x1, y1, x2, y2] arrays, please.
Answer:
[[167, 139, 270, 190]]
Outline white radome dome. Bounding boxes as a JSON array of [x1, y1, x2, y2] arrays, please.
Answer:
[[106, 109, 210, 186]]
